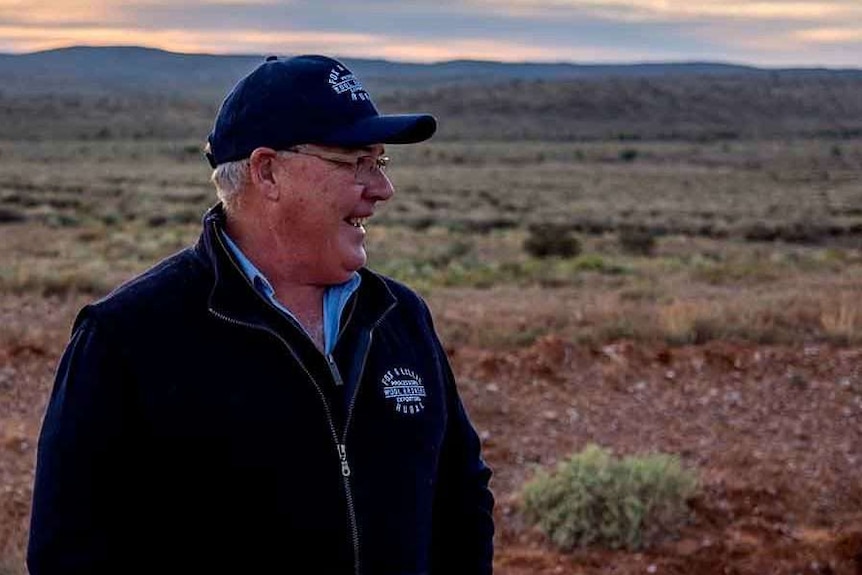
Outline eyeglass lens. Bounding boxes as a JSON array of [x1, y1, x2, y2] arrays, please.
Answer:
[[356, 156, 387, 184]]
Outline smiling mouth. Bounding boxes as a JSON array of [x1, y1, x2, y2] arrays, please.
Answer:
[[346, 217, 368, 229]]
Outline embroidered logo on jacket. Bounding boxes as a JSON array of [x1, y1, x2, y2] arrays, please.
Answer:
[[381, 367, 426, 415], [328, 65, 370, 101]]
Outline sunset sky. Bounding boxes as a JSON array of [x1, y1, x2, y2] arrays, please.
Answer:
[[1, 0, 860, 67]]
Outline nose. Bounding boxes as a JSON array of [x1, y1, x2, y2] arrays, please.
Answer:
[[364, 170, 394, 202]]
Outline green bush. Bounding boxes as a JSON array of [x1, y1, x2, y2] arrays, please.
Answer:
[[0, 206, 27, 224], [571, 254, 628, 275], [618, 226, 657, 256], [523, 223, 581, 258], [619, 148, 639, 162], [520, 444, 698, 551]]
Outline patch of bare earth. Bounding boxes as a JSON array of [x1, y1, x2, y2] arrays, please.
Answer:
[[450, 336, 862, 574], [0, 296, 87, 570]]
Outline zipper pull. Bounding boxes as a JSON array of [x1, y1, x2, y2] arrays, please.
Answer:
[[327, 354, 345, 387], [337, 443, 351, 477]]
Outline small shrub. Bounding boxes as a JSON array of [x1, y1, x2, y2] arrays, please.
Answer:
[[458, 217, 519, 234], [147, 214, 169, 227], [778, 221, 826, 245], [742, 221, 779, 242], [403, 215, 435, 231], [168, 208, 202, 225], [524, 224, 581, 258], [618, 226, 656, 256], [521, 444, 698, 551], [181, 144, 203, 158], [100, 212, 121, 226], [619, 148, 639, 162], [0, 207, 27, 224], [571, 254, 628, 275], [43, 212, 81, 228], [428, 240, 473, 267]]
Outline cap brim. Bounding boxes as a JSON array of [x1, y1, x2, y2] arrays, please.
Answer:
[[319, 114, 437, 147]]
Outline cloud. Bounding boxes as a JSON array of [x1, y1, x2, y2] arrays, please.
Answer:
[[465, 0, 862, 25], [7, 0, 859, 28], [0, 0, 860, 66], [0, 24, 653, 63], [0, 0, 110, 26], [364, 35, 649, 62], [0, 26, 379, 55], [794, 26, 862, 43]]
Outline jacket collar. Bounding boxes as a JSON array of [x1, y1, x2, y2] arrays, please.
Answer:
[[195, 203, 397, 336]]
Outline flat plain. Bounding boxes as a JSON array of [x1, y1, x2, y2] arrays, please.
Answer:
[[1, 50, 862, 574]]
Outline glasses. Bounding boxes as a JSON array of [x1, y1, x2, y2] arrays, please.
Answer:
[[286, 145, 389, 185]]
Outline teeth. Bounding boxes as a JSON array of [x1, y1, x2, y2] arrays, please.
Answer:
[[349, 217, 367, 228]]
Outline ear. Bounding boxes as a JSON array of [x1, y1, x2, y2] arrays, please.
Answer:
[[248, 148, 281, 201]]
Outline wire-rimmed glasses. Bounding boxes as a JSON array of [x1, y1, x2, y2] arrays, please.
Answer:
[[286, 145, 389, 185]]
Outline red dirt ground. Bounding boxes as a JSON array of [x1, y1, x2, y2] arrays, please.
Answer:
[[2, 295, 862, 574], [451, 336, 862, 574]]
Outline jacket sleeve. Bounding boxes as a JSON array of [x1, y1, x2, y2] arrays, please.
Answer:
[[27, 313, 137, 575], [426, 309, 495, 574]]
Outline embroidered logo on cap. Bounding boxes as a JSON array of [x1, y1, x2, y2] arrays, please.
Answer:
[[329, 65, 370, 102], [381, 367, 426, 415]]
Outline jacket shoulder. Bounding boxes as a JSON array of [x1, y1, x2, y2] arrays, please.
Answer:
[[75, 247, 210, 332], [375, 273, 429, 312], [366, 271, 443, 347]]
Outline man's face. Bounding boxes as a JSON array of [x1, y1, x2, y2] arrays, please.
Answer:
[[270, 143, 394, 285]]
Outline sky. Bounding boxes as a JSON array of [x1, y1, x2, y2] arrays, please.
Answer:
[[0, 0, 860, 67]]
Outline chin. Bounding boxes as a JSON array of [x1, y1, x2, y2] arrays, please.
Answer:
[[332, 252, 365, 281], [346, 247, 367, 270], [343, 259, 366, 276]]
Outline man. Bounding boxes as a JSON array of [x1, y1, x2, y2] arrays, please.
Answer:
[[28, 54, 495, 575]]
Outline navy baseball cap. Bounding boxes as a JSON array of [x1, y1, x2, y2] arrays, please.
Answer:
[[205, 54, 437, 167]]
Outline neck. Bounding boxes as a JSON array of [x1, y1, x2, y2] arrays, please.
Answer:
[[274, 284, 325, 351], [225, 211, 327, 351]]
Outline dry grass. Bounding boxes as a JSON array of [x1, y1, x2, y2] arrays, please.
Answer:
[[0, 138, 860, 351], [422, 269, 862, 349], [820, 290, 862, 343]]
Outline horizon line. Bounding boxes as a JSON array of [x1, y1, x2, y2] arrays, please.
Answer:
[[2, 43, 861, 73]]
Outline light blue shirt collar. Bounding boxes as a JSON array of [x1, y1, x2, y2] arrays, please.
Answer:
[[220, 230, 361, 355]]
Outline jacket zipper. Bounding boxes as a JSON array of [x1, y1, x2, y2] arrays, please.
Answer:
[[326, 353, 345, 387], [208, 307, 362, 574], [332, 302, 394, 575], [208, 225, 397, 575], [341, 301, 395, 446]]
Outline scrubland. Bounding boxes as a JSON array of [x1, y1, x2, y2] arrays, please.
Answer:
[[3, 137, 861, 349], [1, 70, 862, 573]]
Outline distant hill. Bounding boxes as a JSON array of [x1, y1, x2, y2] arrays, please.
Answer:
[[2, 45, 861, 97], [1, 46, 861, 142], [0, 46, 260, 98], [381, 74, 862, 141]]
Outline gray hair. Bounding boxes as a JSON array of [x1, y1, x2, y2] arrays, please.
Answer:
[[210, 151, 295, 209], [210, 158, 250, 208]]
